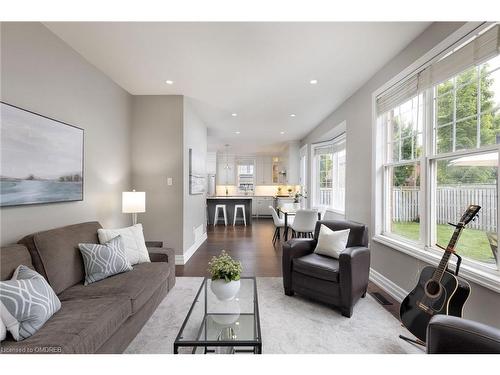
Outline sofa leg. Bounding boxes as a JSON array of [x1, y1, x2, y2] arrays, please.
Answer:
[[284, 289, 294, 296], [341, 307, 353, 318]]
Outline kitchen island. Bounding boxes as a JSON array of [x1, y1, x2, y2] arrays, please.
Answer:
[[207, 196, 253, 225]]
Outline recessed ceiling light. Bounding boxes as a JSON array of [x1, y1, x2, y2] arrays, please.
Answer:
[[235, 131, 240, 134], [310, 79, 318, 84], [165, 80, 174, 85], [231, 113, 238, 117], [280, 131, 285, 135], [290, 114, 296, 117]]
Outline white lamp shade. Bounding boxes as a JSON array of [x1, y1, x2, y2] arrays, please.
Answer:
[[122, 191, 146, 213]]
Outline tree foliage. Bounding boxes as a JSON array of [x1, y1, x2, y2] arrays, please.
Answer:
[[392, 62, 500, 187]]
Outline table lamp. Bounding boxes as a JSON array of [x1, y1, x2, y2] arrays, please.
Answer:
[[122, 190, 146, 225]]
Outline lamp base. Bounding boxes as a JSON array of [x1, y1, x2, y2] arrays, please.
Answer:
[[132, 213, 138, 225]]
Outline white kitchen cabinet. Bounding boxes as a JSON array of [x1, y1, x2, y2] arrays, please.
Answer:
[[255, 156, 273, 185], [252, 196, 274, 216], [262, 157, 273, 184], [216, 154, 235, 185], [276, 197, 295, 208]]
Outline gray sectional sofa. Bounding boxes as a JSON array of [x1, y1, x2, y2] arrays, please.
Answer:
[[0, 221, 175, 354]]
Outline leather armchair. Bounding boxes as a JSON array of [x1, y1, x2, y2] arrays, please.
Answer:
[[282, 220, 370, 317], [427, 315, 500, 354]]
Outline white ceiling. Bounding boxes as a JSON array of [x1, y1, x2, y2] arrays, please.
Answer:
[[44, 22, 430, 154]]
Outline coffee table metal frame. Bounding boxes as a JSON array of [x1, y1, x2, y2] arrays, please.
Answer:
[[173, 276, 262, 354]]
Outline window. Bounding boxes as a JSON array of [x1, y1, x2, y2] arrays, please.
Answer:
[[377, 24, 500, 272], [237, 161, 254, 193], [311, 135, 346, 212]]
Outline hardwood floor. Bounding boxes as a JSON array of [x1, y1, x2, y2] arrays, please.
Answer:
[[176, 217, 401, 320], [176, 218, 283, 277]]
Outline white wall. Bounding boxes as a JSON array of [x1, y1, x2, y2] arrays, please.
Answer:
[[0, 22, 132, 245], [302, 22, 500, 328], [183, 98, 208, 257], [130, 95, 184, 254]]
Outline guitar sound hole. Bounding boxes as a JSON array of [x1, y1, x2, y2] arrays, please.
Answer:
[[425, 280, 441, 298]]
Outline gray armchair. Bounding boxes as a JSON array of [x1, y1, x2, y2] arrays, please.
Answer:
[[427, 315, 500, 354], [282, 220, 370, 317]]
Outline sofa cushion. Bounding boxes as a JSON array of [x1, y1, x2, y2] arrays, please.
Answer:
[[19, 222, 102, 294], [0, 296, 131, 354], [293, 253, 340, 283], [58, 262, 170, 314], [1, 245, 34, 281]]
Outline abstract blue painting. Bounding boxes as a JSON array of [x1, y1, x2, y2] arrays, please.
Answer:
[[0, 102, 84, 207]]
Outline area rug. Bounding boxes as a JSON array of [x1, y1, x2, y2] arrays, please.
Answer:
[[125, 277, 423, 354]]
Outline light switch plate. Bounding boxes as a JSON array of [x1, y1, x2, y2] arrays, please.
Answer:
[[167, 177, 173, 186]]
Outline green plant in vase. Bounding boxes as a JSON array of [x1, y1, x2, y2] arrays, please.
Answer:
[[208, 250, 242, 300]]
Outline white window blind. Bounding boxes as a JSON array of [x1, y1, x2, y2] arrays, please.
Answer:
[[313, 145, 333, 156], [419, 25, 500, 90], [377, 24, 500, 116], [376, 75, 419, 115]]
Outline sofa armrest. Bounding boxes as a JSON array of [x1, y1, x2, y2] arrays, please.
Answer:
[[147, 247, 175, 264], [427, 315, 500, 354], [282, 239, 316, 293], [339, 246, 370, 311]]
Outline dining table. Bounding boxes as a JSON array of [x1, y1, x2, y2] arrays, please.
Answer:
[[276, 204, 322, 241]]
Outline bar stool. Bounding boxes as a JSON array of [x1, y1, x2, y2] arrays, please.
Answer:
[[214, 204, 227, 226], [233, 204, 247, 226]]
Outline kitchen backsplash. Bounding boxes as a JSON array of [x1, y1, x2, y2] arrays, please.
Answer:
[[215, 185, 301, 196]]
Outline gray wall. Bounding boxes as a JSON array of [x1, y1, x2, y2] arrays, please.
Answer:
[[130, 96, 184, 254], [183, 98, 208, 252], [0, 22, 132, 245], [302, 22, 500, 328]]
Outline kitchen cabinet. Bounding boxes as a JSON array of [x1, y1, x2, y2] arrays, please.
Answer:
[[255, 156, 273, 185], [276, 197, 295, 208], [252, 196, 274, 216], [216, 154, 235, 185]]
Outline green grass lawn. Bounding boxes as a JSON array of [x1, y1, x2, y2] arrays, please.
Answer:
[[391, 222, 496, 264]]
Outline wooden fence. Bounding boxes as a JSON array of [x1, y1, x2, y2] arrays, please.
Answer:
[[392, 185, 497, 231]]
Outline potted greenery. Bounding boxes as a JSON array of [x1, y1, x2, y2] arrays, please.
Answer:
[[208, 250, 242, 301]]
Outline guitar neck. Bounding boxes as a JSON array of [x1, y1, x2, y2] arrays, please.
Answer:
[[433, 225, 463, 282]]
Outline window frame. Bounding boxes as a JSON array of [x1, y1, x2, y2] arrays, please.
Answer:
[[372, 22, 500, 293], [310, 134, 346, 214], [236, 160, 255, 193]]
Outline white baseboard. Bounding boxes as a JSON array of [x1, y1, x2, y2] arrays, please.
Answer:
[[369, 268, 408, 303], [175, 232, 208, 265]]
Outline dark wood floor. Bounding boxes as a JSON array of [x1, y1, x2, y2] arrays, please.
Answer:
[[176, 218, 401, 320]]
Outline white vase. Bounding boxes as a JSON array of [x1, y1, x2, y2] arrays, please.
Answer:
[[210, 279, 241, 301]]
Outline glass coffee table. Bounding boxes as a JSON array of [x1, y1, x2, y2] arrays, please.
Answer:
[[174, 277, 262, 354]]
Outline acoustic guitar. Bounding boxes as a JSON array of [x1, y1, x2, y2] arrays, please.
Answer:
[[399, 204, 480, 342]]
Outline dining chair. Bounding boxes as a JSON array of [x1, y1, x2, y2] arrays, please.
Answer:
[[290, 209, 318, 238], [269, 206, 284, 245]]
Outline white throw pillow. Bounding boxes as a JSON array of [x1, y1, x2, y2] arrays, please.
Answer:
[[0, 317, 6, 341], [98, 224, 150, 265], [313, 225, 350, 259]]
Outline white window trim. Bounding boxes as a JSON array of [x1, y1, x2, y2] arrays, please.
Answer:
[[372, 22, 500, 293], [310, 133, 346, 213]]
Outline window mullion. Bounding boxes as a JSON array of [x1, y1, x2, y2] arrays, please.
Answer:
[[452, 77, 457, 152], [476, 65, 481, 149]]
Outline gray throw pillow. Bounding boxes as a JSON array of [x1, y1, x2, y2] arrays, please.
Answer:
[[78, 235, 133, 285], [0, 265, 61, 341]]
